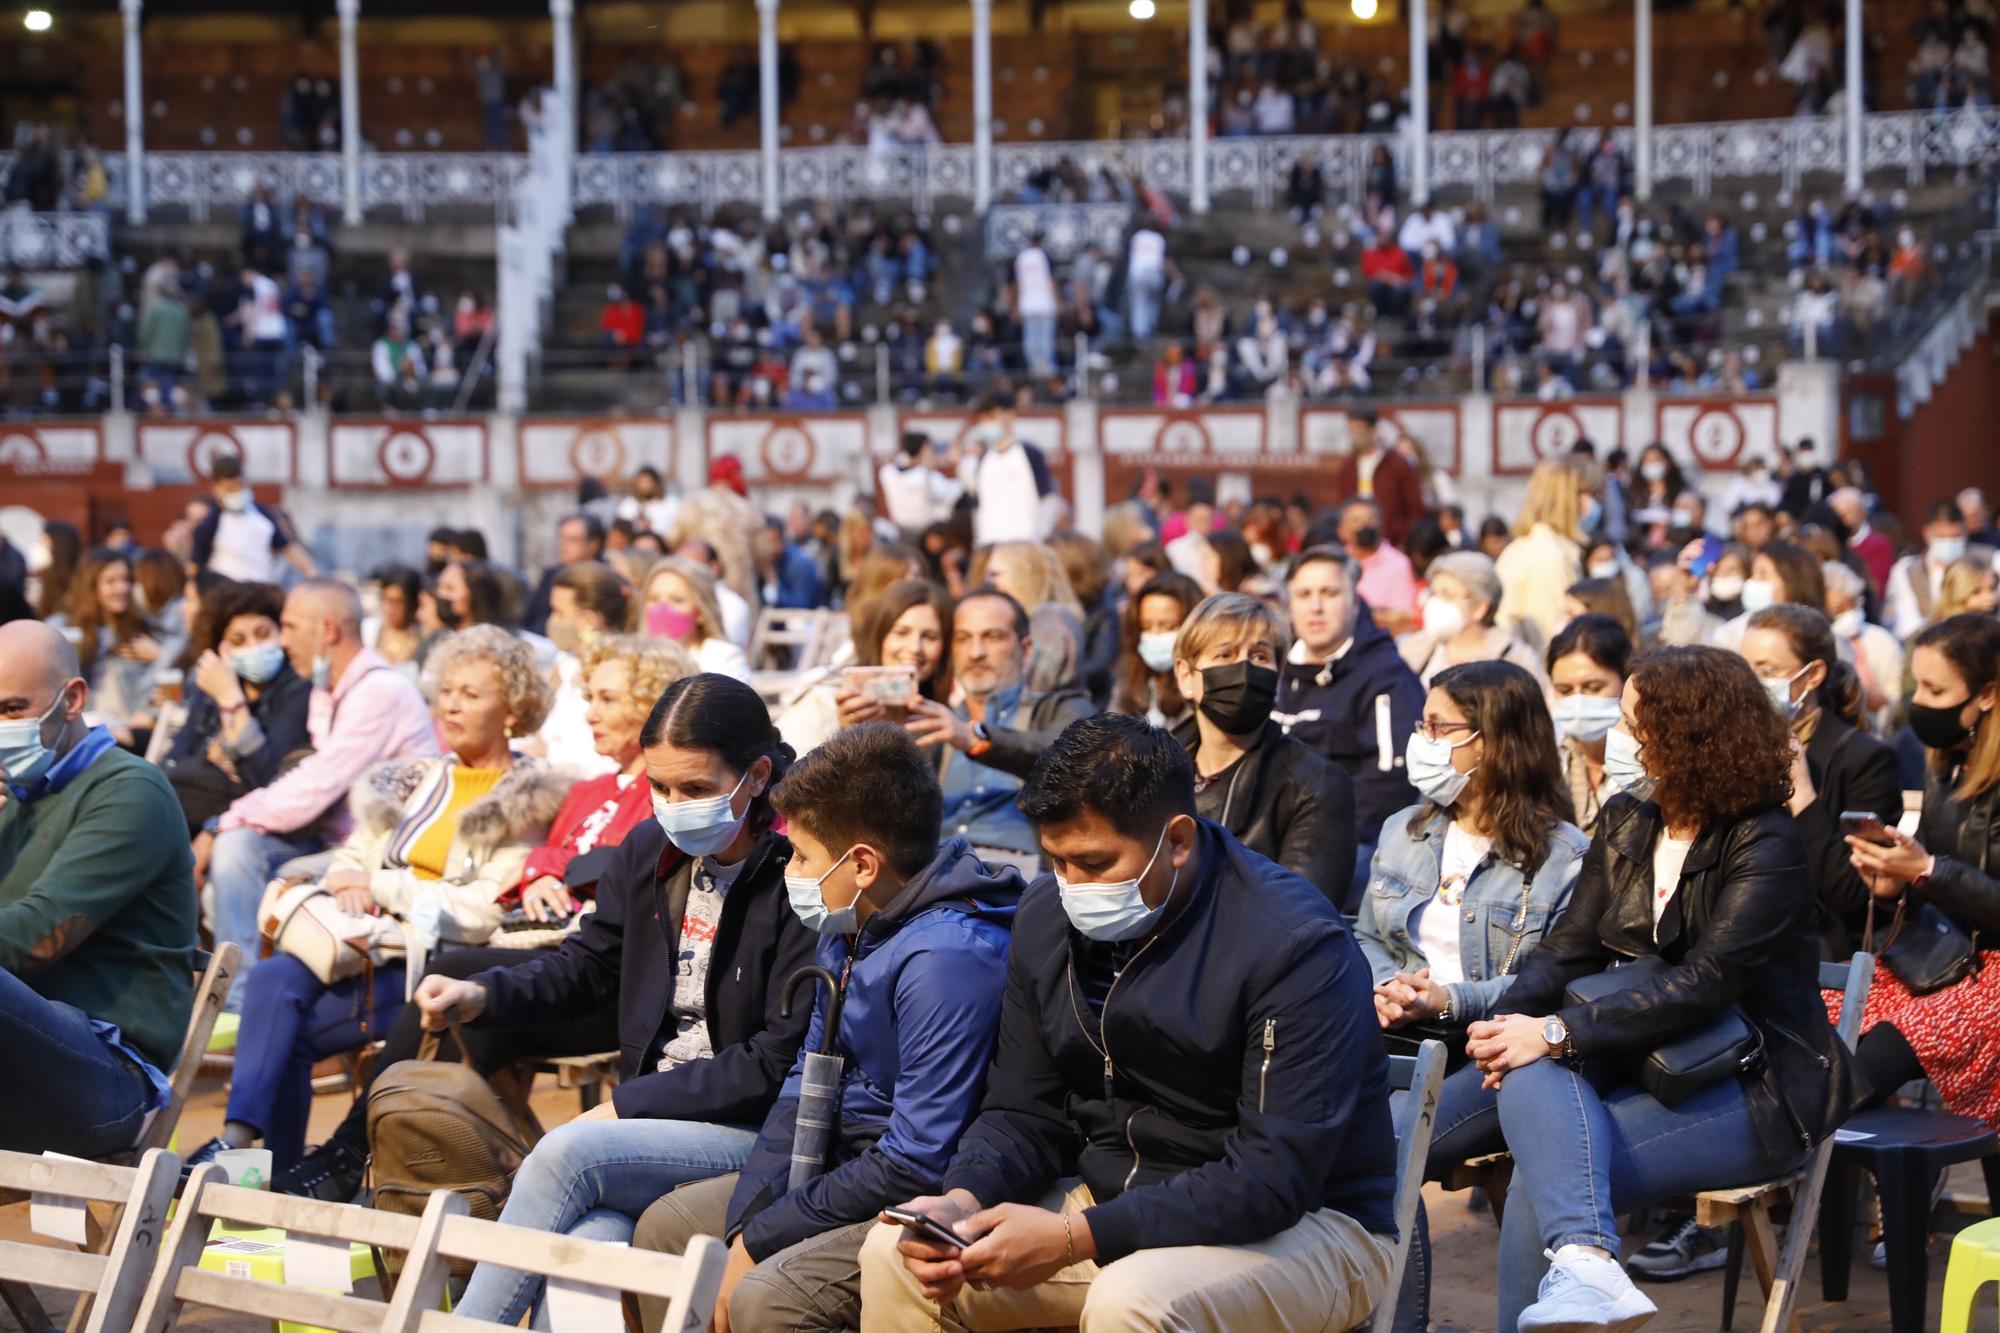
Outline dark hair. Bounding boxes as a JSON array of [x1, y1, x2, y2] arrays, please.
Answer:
[[554, 561, 632, 628], [65, 547, 149, 670], [771, 723, 943, 878], [1419, 660, 1575, 868], [1115, 571, 1205, 716], [1206, 531, 1255, 593], [974, 388, 1012, 416], [1565, 576, 1639, 642], [1911, 613, 2000, 798], [36, 520, 82, 620], [202, 579, 285, 655], [856, 578, 952, 698], [641, 673, 795, 838], [445, 559, 513, 629], [1477, 515, 1511, 544], [427, 525, 456, 547], [1124, 540, 1172, 582], [133, 548, 185, 618], [1286, 543, 1354, 585], [1629, 645, 1793, 828], [1018, 713, 1197, 838], [452, 529, 490, 561], [209, 452, 244, 482], [370, 563, 422, 615], [1745, 604, 1863, 726], [563, 512, 607, 548], [952, 587, 1030, 642], [899, 430, 929, 459], [1926, 497, 1967, 527], [1547, 612, 1633, 678], [1757, 539, 1827, 613]]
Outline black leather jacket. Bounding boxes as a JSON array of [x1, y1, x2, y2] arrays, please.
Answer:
[[1798, 714, 1904, 959], [1187, 722, 1357, 906], [1498, 794, 1859, 1160], [973, 685, 1098, 781], [1915, 766, 2000, 937]]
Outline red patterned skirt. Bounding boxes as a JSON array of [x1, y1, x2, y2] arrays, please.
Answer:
[[1825, 951, 2000, 1129]]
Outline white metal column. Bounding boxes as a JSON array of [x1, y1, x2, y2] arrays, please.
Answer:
[[972, 0, 994, 212], [337, 0, 361, 224], [1635, 0, 1653, 200], [1189, 0, 1210, 214], [1408, 0, 1429, 205], [120, 0, 145, 224], [550, 0, 575, 151], [756, 0, 781, 222], [1844, 0, 1864, 195]]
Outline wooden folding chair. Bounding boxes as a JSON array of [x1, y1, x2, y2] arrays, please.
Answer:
[[1702, 952, 1875, 1333], [130, 1164, 464, 1333], [748, 608, 826, 671], [126, 944, 241, 1160], [1367, 1039, 1448, 1333], [0, 1149, 177, 1333], [392, 1209, 726, 1332]]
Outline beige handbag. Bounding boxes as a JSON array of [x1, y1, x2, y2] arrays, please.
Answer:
[[257, 880, 405, 985]]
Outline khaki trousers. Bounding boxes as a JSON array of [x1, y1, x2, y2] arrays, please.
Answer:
[[856, 1182, 1396, 1333]]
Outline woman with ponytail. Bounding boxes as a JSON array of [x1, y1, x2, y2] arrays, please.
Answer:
[[1740, 604, 1903, 958], [1842, 614, 2000, 1133], [432, 674, 817, 1327]]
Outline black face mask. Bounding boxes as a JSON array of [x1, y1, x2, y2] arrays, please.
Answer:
[[1909, 698, 1978, 751], [1352, 526, 1382, 553], [434, 603, 464, 630], [1197, 662, 1278, 736]]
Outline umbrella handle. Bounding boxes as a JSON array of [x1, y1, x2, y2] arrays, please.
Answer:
[[782, 963, 846, 1055]]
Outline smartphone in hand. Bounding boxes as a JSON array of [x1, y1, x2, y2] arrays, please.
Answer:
[[1839, 810, 1897, 846], [881, 1206, 967, 1250]]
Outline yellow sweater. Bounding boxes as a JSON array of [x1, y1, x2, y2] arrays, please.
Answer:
[[403, 766, 505, 881]]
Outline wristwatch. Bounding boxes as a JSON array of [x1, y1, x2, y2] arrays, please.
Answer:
[[1542, 1016, 1575, 1061], [967, 721, 993, 759]]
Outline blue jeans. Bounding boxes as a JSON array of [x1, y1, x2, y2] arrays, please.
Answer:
[[0, 967, 157, 1157], [208, 826, 325, 1011], [1022, 314, 1057, 377], [454, 1118, 760, 1325], [1494, 1058, 1801, 1330], [1128, 272, 1164, 340], [224, 954, 407, 1172]]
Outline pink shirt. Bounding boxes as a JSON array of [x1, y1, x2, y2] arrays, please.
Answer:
[[1355, 543, 1421, 619], [219, 646, 440, 839]]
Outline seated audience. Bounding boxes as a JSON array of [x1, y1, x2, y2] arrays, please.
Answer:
[[1175, 592, 1357, 902], [0, 621, 197, 1156], [862, 714, 1400, 1332], [161, 579, 312, 834], [1469, 646, 1856, 1329], [200, 579, 439, 1013], [911, 589, 1096, 876], [1274, 546, 1424, 909], [539, 561, 637, 776], [1823, 560, 1904, 730], [1401, 550, 1546, 688], [1547, 614, 1633, 835], [444, 674, 811, 1323], [363, 564, 425, 673], [1496, 455, 1599, 652], [1884, 498, 1977, 639], [53, 546, 173, 745], [631, 724, 1022, 1331], [778, 578, 950, 758], [638, 556, 754, 683], [187, 626, 561, 1174], [1109, 571, 1205, 729]]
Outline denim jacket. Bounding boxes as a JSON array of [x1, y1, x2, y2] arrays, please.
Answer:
[[1354, 804, 1588, 1024]]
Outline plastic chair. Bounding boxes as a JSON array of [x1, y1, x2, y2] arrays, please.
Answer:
[[1818, 1105, 2000, 1333], [1942, 1216, 2000, 1333]]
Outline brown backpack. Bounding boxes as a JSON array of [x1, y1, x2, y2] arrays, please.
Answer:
[[367, 1021, 543, 1284]]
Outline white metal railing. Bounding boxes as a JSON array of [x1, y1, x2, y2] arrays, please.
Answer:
[[0, 212, 111, 268], [4, 107, 1999, 225], [984, 203, 1133, 261]]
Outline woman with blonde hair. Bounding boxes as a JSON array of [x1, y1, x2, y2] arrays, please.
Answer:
[[979, 540, 1085, 693], [1934, 554, 1999, 622], [637, 557, 752, 683], [1496, 453, 1601, 650]]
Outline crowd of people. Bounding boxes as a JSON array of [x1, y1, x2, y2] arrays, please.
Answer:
[[4, 386, 2000, 1333]]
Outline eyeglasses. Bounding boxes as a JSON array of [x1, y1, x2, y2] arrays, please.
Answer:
[[1413, 719, 1479, 743]]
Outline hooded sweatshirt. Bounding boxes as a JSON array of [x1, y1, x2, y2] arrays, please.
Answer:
[[726, 838, 1022, 1260]]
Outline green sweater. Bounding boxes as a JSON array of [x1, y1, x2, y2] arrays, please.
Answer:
[[0, 747, 197, 1070]]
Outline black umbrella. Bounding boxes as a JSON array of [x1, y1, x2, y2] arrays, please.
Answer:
[[781, 964, 848, 1191]]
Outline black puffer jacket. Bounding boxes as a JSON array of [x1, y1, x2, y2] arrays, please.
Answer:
[[1913, 765, 2000, 935], [1498, 794, 1859, 1162], [1186, 721, 1357, 905], [1796, 714, 1904, 958]]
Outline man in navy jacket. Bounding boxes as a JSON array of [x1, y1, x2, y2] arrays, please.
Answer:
[[862, 713, 1398, 1333], [633, 724, 1020, 1332]]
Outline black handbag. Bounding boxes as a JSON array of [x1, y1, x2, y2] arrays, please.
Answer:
[[1565, 957, 1765, 1106], [1866, 782, 1989, 995]]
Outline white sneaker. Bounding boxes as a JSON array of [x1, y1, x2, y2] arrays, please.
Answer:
[[1517, 1245, 1659, 1333]]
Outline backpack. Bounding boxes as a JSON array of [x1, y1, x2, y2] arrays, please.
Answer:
[[367, 1021, 543, 1285]]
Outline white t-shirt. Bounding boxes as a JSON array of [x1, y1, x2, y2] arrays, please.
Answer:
[[1127, 228, 1166, 282], [1651, 829, 1696, 936], [965, 442, 1042, 548], [716, 583, 753, 648], [1413, 821, 1492, 988], [244, 273, 287, 342], [879, 459, 964, 534], [206, 503, 286, 583], [1014, 246, 1058, 318]]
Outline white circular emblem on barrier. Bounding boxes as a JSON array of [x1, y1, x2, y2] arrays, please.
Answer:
[[1687, 408, 1745, 466], [379, 429, 436, 484], [759, 424, 816, 480]]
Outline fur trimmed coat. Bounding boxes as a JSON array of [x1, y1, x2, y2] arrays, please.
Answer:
[[324, 755, 570, 947]]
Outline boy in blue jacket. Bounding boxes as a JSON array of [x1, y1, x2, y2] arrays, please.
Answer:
[[633, 722, 1020, 1333]]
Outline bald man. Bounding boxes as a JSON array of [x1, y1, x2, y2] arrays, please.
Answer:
[[0, 621, 197, 1156], [200, 579, 438, 1013]]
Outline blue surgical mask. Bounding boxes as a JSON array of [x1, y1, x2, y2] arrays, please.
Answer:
[[1931, 536, 1968, 565], [1406, 729, 1477, 807], [232, 642, 286, 684], [1137, 631, 1178, 675], [1603, 726, 1654, 799], [1553, 694, 1622, 743], [653, 768, 752, 856], [785, 846, 857, 935], [1579, 497, 1602, 536], [0, 693, 65, 788], [1762, 665, 1809, 719], [311, 654, 331, 690], [1057, 827, 1177, 943]]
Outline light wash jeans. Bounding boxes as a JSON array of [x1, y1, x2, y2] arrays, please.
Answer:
[[1022, 313, 1057, 377], [207, 826, 325, 1012], [453, 1118, 760, 1326], [1493, 1058, 1801, 1331]]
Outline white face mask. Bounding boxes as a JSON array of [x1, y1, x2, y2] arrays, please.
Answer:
[[1709, 573, 1746, 603], [1553, 693, 1623, 743], [217, 490, 248, 513], [1761, 665, 1811, 719], [1831, 608, 1865, 638], [1406, 729, 1477, 807], [1057, 827, 1177, 943], [1421, 596, 1467, 640], [1603, 726, 1654, 798], [1739, 578, 1778, 613], [784, 846, 858, 935], [1587, 560, 1619, 580], [1137, 632, 1178, 675]]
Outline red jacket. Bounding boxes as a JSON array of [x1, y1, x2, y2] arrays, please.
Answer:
[[1334, 446, 1428, 550], [601, 300, 645, 347], [513, 772, 663, 898], [1361, 244, 1413, 284]]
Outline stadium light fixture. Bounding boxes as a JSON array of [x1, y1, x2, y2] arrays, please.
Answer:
[[24, 9, 53, 29], [1351, 0, 1378, 18], [1129, 0, 1155, 18]]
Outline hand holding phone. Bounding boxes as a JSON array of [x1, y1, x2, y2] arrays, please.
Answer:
[[881, 1205, 968, 1250], [1839, 810, 1896, 846]]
